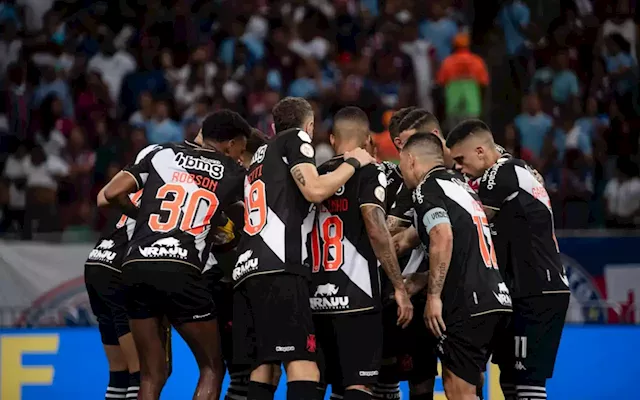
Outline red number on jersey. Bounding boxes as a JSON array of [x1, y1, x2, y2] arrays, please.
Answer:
[[244, 180, 267, 236], [148, 183, 219, 235], [472, 215, 498, 269], [311, 215, 345, 272], [115, 190, 143, 228]]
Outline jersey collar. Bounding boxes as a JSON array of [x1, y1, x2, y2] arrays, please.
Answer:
[[184, 139, 219, 153], [418, 165, 446, 186]]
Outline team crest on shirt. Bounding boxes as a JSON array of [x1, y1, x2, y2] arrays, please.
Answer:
[[298, 130, 312, 143], [138, 237, 188, 259]]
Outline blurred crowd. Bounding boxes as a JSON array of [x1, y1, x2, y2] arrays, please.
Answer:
[[0, 0, 639, 241]]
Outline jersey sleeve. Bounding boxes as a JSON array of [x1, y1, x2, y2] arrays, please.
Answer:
[[389, 184, 414, 222], [413, 187, 451, 235], [283, 129, 316, 168], [477, 161, 518, 210], [123, 144, 161, 189], [358, 164, 387, 212]]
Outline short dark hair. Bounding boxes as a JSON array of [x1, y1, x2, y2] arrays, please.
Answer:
[[446, 119, 492, 148], [402, 132, 444, 158], [397, 109, 430, 133], [272, 97, 314, 132], [201, 109, 252, 142], [409, 112, 441, 136], [334, 106, 369, 125], [389, 107, 416, 138], [246, 128, 267, 154]]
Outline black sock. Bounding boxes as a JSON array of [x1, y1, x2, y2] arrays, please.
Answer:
[[343, 388, 371, 400], [287, 381, 322, 400], [373, 382, 401, 400], [516, 384, 547, 400], [107, 370, 129, 400], [410, 392, 433, 400], [247, 381, 276, 400], [127, 371, 140, 399]]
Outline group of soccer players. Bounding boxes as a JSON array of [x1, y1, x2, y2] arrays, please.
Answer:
[[84, 96, 570, 400]]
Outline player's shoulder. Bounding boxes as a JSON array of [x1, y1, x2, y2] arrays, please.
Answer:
[[134, 143, 163, 163], [276, 128, 311, 144], [480, 156, 516, 185], [358, 162, 388, 186], [318, 156, 342, 175], [380, 160, 401, 176]]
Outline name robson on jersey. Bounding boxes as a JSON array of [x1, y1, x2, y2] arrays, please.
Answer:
[[310, 283, 350, 311], [87, 239, 118, 263], [138, 237, 188, 259], [174, 151, 224, 179]]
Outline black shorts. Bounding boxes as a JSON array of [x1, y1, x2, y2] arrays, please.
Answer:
[[212, 279, 251, 375], [436, 313, 506, 386], [122, 261, 216, 325], [315, 312, 383, 388], [233, 272, 316, 368], [380, 297, 438, 384], [492, 294, 569, 381], [85, 265, 129, 345]]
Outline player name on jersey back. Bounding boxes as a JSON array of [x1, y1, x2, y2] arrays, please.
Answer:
[[309, 158, 387, 314], [413, 167, 512, 322], [233, 129, 317, 286], [477, 157, 570, 298], [121, 142, 245, 272]]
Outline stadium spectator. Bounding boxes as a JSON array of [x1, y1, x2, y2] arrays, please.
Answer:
[[514, 93, 554, 158], [146, 98, 183, 145], [604, 156, 640, 228], [419, 1, 459, 63]]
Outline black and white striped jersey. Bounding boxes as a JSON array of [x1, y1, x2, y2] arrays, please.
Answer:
[[379, 161, 403, 214], [121, 141, 245, 272], [413, 166, 512, 323], [477, 157, 570, 298], [232, 128, 316, 286], [310, 158, 387, 314]]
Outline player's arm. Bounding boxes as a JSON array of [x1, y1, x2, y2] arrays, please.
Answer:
[[393, 225, 420, 256], [290, 148, 375, 203], [102, 171, 140, 218], [387, 184, 413, 235]]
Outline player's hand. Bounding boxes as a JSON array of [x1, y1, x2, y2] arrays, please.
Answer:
[[425, 295, 446, 338], [393, 230, 413, 256], [344, 147, 376, 167], [394, 287, 414, 329]]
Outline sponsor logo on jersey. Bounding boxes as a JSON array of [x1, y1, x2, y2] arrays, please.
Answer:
[[493, 281, 512, 307], [232, 249, 258, 281], [251, 144, 268, 165], [88, 239, 118, 263], [300, 143, 315, 158], [336, 185, 345, 196], [138, 237, 188, 259], [514, 361, 527, 371], [174, 152, 224, 179], [412, 185, 424, 204], [482, 160, 505, 190], [310, 283, 350, 311]]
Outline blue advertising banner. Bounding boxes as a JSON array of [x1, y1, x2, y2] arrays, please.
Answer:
[[1, 326, 638, 400]]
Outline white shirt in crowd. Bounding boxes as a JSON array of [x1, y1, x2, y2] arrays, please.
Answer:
[[401, 39, 434, 111], [22, 154, 69, 191], [289, 37, 330, 60], [16, 0, 55, 33], [36, 129, 67, 157], [87, 50, 137, 100], [2, 155, 27, 209], [604, 177, 640, 220], [0, 38, 22, 76], [603, 18, 637, 60]]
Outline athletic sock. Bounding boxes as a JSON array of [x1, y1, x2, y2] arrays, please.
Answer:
[[106, 370, 129, 400], [344, 388, 372, 400], [247, 381, 276, 400], [127, 371, 140, 399], [226, 371, 249, 399], [373, 382, 401, 400], [500, 382, 516, 400], [287, 381, 322, 400], [516, 384, 547, 400]]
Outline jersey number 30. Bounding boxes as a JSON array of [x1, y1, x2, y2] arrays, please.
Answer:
[[148, 183, 219, 235], [311, 216, 344, 273]]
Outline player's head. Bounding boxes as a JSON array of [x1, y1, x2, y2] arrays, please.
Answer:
[[389, 107, 416, 140], [200, 109, 252, 160], [330, 106, 370, 153], [399, 132, 445, 189], [272, 96, 315, 137], [446, 119, 500, 179], [241, 128, 268, 169]]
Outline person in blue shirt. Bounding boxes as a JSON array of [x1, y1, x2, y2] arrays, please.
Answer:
[[419, 2, 459, 63], [497, 0, 530, 57], [604, 33, 637, 96], [147, 99, 184, 144], [514, 93, 554, 158], [550, 49, 580, 105], [575, 97, 609, 141], [553, 113, 592, 165], [32, 66, 75, 118]]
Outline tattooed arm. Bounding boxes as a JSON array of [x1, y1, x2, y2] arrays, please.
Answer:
[[424, 222, 453, 337], [387, 215, 411, 236], [362, 205, 413, 328]]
